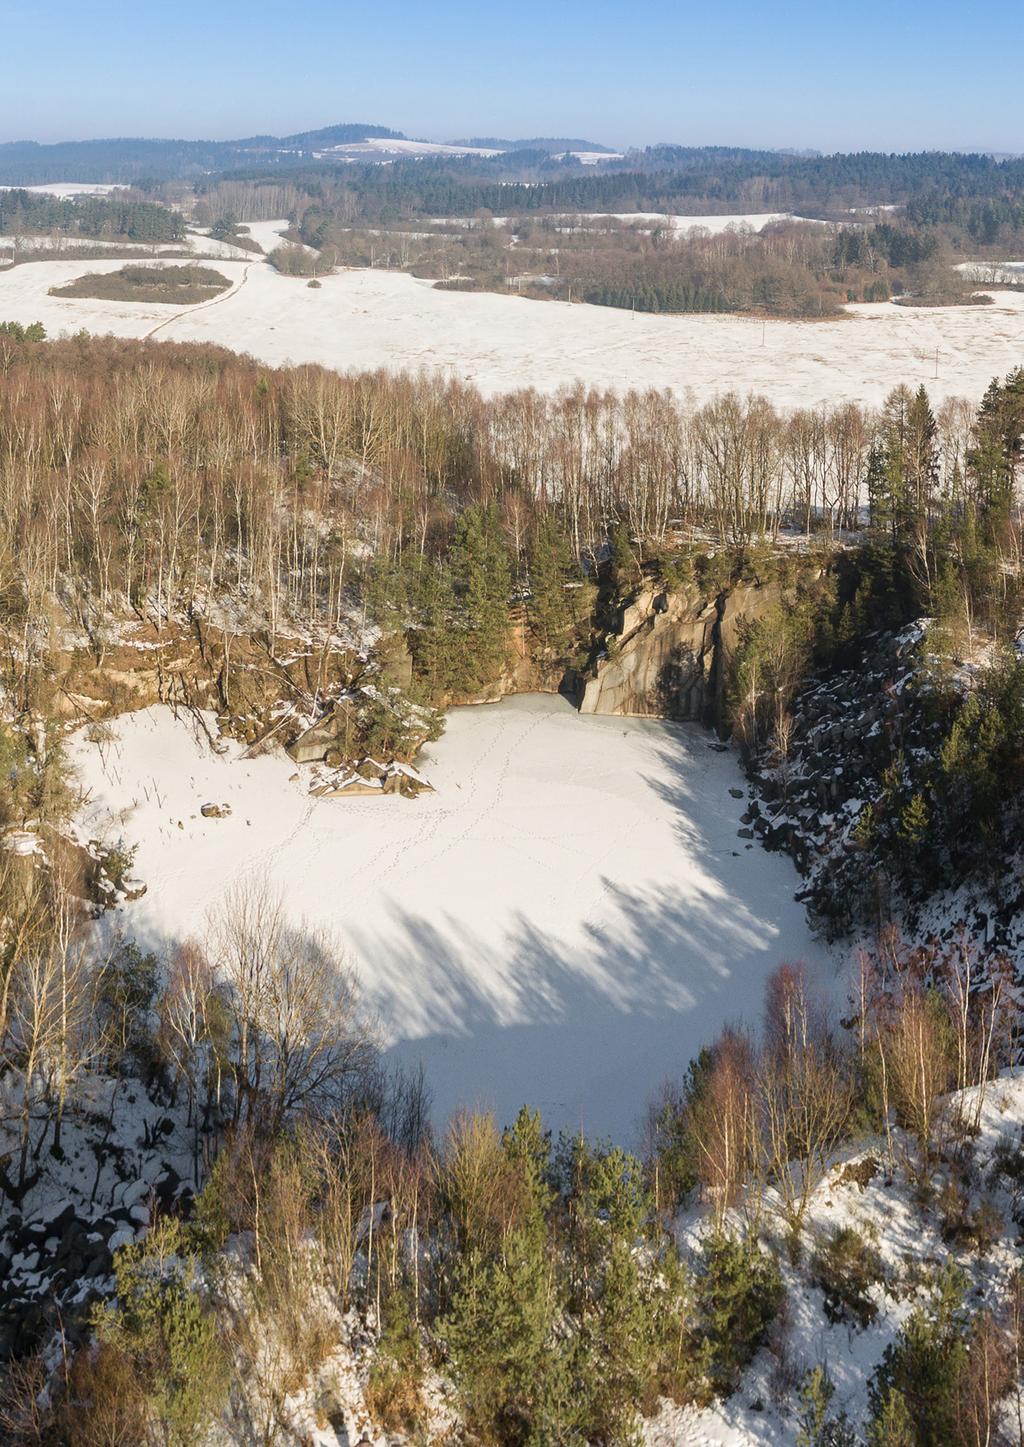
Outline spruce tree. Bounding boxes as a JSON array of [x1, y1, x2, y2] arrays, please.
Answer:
[[440, 1109, 574, 1445], [526, 511, 578, 652], [450, 503, 512, 691]]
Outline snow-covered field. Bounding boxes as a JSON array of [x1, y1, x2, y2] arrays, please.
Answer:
[[0, 181, 128, 198], [574, 211, 825, 234], [431, 211, 822, 233], [314, 137, 502, 159], [71, 695, 832, 1141], [0, 228, 255, 260], [2, 247, 1022, 408]]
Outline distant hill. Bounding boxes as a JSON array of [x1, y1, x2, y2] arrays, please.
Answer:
[[0, 124, 408, 185], [275, 123, 405, 148], [458, 137, 616, 154], [0, 122, 633, 186]]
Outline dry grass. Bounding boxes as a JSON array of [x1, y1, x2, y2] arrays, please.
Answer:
[[49, 263, 230, 304]]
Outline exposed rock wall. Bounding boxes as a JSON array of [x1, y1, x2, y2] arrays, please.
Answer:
[[575, 580, 784, 724]]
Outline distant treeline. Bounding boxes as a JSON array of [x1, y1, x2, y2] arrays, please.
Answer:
[[221, 149, 1024, 224]]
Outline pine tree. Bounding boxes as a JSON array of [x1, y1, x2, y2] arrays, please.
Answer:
[[562, 1137, 691, 1439], [439, 1108, 574, 1445], [450, 503, 512, 691], [867, 1264, 970, 1446], [968, 369, 1024, 548], [408, 561, 458, 699], [526, 512, 580, 652], [693, 1232, 784, 1398], [867, 1389, 915, 1447]]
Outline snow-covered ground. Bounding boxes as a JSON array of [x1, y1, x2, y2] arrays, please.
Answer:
[[313, 137, 502, 159], [2, 249, 1022, 408], [578, 211, 825, 234], [0, 228, 254, 260], [237, 217, 301, 253], [71, 695, 832, 1141], [429, 211, 821, 233]]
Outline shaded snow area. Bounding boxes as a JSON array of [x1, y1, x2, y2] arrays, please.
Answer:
[[2, 251, 1023, 409], [647, 1073, 1024, 1447], [71, 694, 831, 1141]]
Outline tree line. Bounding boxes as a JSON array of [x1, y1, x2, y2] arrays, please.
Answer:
[[216, 147, 1024, 225], [304, 213, 969, 318], [0, 189, 184, 243], [0, 332, 1019, 710]]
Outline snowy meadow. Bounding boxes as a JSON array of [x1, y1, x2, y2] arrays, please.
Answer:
[[1, 241, 1023, 409]]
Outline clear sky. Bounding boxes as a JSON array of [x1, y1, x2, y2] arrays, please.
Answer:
[[0, 0, 1019, 154]]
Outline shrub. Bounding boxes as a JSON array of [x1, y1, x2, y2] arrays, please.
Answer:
[[365, 1292, 427, 1435], [60, 1339, 152, 1447], [988, 1128, 1024, 1231], [692, 1232, 784, 1398], [696, 550, 733, 596], [935, 1178, 1003, 1255], [658, 549, 695, 592], [810, 1224, 886, 1328], [269, 243, 319, 277], [91, 1220, 229, 1447], [102, 837, 138, 893]]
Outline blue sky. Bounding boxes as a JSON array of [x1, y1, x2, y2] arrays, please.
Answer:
[[0, 0, 1019, 153]]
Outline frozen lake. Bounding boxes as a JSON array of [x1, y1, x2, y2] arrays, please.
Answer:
[[73, 694, 833, 1141]]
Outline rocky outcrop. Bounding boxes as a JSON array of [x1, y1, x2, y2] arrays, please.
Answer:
[[308, 758, 432, 799], [575, 580, 784, 724]]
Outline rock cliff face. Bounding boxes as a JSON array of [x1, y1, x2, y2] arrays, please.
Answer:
[[574, 580, 783, 725]]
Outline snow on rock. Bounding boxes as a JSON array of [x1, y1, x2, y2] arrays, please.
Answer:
[[70, 694, 834, 1141]]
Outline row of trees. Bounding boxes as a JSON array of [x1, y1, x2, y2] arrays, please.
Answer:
[[0, 331, 1015, 579], [653, 942, 1017, 1225]]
